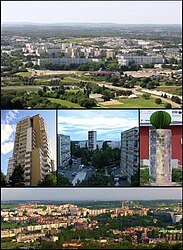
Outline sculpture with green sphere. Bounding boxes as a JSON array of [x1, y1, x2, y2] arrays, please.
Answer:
[[149, 111, 172, 185]]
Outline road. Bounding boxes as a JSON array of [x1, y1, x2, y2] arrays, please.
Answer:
[[61, 158, 96, 185]]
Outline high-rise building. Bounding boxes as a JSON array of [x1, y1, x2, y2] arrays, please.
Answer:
[[120, 127, 139, 184], [58, 134, 71, 174], [6, 115, 55, 186], [88, 131, 97, 151]]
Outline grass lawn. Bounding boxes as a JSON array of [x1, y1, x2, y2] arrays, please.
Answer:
[[156, 86, 182, 96], [1, 86, 40, 91], [48, 98, 83, 108], [99, 97, 165, 108], [15, 71, 32, 77]]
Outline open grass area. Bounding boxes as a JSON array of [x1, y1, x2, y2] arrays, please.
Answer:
[[15, 71, 32, 77], [156, 86, 182, 96], [99, 97, 165, 108], [1, 204, 18, 209], [1, 86, 40, 91], [1, 242, 28, 250], [48, 98, 83, 108]]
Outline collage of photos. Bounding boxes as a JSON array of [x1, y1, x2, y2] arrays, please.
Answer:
[[1, 1, 182, 250]]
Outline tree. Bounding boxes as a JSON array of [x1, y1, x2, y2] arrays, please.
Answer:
[[172, 169, 182, 183], [164, 103, 172, 109], [58, 174, 73, 186], [1, 171, 7, 187], [155, 98, 162, 104], [142, 93, 151, 100], [37, 171, 57, 186], [8, 164, 25, 186]]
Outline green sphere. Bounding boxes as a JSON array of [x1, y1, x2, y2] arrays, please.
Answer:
[[150, 111, 171, 129]]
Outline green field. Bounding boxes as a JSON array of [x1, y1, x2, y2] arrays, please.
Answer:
[[48, 98, 83, 108], [156, 86, 182, 95], [2, 86, 40, 91], [1, 204, 17, 209], [15, 72, 32, 77], [100, 97, 166, 108]]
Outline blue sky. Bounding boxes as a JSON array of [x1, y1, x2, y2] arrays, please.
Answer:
[[2, 1, 182, 24], [1, 110, 56, 175], [1, 187, 182, 201], [58, 110, 138, 141]]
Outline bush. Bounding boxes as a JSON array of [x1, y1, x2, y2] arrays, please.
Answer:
[[164, 103, 172, 109], [142, 93, 151, 100], [155, 98, 162, 104]]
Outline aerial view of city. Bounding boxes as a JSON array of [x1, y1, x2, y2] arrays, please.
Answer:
[[1, 1, 182, 249], [1, 110, 56, 187], [1, 1, 182, 108], [57, 110, 139, 186], [1, 188, 182, 249]]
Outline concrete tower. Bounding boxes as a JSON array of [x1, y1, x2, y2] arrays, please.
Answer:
[[88, 131, 97, 151], [7, 115, 55, 186]]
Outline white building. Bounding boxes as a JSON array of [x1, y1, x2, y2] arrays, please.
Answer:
[[58, 134, 71, 174], [117, 54, 163, 66], [37, 58, 101, 67], [120, 127, 139, 184]]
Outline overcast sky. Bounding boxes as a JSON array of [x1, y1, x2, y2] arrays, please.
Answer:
[[1, 1, 182, 24], [58, 110, 138, 141], [1, 188, 182, 201]]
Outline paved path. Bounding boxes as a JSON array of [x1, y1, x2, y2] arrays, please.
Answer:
[[72, 171, 86, 186]]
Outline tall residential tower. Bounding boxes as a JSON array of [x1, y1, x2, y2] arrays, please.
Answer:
[[120, 127, 139, 185], [7, 115, 55, 186], [88, 131, 97, 151], [58, 134, 71, 174]]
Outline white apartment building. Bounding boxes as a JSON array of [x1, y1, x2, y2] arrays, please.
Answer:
[[6, 115, 54, 186], [120, 127, 139, 184], [37, 58, 101, 67], [117, 54, 164, 66], [58, 134, 71, 174]]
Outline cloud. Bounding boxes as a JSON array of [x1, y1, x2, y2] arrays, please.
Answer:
[[1, 142, 14, 155], [1, 123, 16, 145], [6, 110, 19, 123], [58, 113, 138, 140], [1, 110, 18, 155]]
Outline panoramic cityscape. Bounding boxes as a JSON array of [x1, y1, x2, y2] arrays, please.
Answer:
[[1, 1, 182, 109], [57, 110, 139, 186], [1, 188, 182, 249], [1, 1, 182, 249]]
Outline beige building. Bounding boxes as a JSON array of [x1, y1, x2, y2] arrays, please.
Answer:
[[7, 114, 54, 186]]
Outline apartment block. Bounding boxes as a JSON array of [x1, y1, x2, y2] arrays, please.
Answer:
[[88, 131, 97, 151], [58, 134, 71, 174], [37, 58, 101, 67], [117, 54, 163, 66], [120, 127, 139, 184], [6, 115, 54, 186]]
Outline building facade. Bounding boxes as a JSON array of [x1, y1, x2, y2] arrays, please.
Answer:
[[88, 131, 97, 151], [37, 58, 101, 67], [120, 127, 139, 184], [117, 54, 163, 66], [58, 134, 71, 174], [7, 115, 54, 186]]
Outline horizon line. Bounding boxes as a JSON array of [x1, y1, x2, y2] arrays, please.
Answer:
[[2, 22, 182, 25], [1, 198, 182, 202]]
